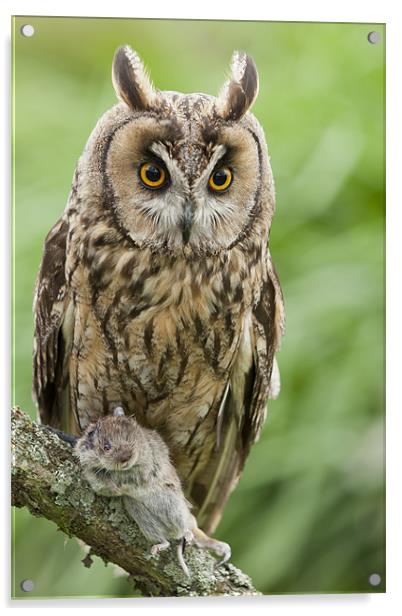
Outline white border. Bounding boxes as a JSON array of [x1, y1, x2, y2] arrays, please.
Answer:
[[1, 1, 401, 614], [0, 1, 394, 22]]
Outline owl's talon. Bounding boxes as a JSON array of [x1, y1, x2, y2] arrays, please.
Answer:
[[213, 541, 231, 568], [192, 526, 231, 567]]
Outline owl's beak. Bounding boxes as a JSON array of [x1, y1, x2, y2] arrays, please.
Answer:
[[181, 200, 194, 244]]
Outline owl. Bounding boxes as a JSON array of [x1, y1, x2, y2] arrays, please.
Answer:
[[33, 45, 285, 535]]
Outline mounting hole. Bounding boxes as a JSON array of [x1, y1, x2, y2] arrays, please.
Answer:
[[367, 31, 380, 44], [20, 24, 35, 38], [20, 579, 34, 592], [369, 573, 381, 586]]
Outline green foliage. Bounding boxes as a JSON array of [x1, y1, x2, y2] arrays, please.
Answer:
[[12, 17, 385, 597]]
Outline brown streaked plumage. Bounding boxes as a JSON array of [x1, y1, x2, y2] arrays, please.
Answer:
[[33, 45, 285, 534]]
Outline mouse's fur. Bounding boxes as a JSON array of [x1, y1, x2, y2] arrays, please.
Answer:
[[74, 407, 231, 575], [74, 407, 195, 574]]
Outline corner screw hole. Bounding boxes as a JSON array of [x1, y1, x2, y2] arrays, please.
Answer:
[[20, 24, 35, 38], [369, 573, 381, 586], [20, 579, 34, 592], [367, 31, 380, 44]]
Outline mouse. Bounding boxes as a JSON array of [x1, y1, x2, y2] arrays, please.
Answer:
[[72, 406, 231, 576]]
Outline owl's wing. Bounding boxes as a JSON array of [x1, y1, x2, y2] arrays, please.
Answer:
[[32, 216, 75, 431], [241, 255, 285, 447], [195, 254, 285, 534]]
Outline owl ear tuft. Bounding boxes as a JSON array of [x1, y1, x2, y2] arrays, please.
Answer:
[[216, 51, 259, 121], [112, 45, 157, 111]]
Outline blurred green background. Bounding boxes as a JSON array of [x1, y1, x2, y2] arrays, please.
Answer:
[[12, 17, 385, 597]]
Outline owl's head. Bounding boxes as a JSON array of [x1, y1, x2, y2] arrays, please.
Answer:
[[80, 45, 275, 256]]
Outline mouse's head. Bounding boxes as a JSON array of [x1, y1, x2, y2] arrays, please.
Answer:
[[76, 407, 143, 471]]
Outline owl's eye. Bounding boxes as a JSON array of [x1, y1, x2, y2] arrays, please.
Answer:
[[139, 162, 167, 189], [208, 167, 233, 192], [103, 440, 112, 452]]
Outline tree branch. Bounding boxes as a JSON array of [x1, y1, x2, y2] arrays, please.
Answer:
[[11, 406, 259, 597]]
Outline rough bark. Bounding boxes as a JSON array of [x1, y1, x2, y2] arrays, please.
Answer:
[[11, 406, 259, 597]]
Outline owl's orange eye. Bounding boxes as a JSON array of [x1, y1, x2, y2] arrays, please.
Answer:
[[208, 167, 233, 192], [139, 162, 167, 189]]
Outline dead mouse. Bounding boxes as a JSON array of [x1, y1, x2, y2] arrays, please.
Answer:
[[72, 407, 231, 576]]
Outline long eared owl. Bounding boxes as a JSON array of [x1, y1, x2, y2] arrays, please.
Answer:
[[33, 46, 285, 534]]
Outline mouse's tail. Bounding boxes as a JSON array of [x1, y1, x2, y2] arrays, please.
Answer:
[[177, 538, 190, 577]]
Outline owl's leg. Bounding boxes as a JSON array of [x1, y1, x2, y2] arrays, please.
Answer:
[[192, 525, 231, 567]]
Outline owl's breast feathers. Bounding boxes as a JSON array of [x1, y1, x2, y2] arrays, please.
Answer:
[[66, 229, 260, 417]]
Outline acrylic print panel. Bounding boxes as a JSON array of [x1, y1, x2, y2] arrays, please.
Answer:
[[12, 16, 385, 598]]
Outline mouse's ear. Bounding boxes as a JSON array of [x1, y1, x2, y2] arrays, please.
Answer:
[[113, 406, 126, 417]]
